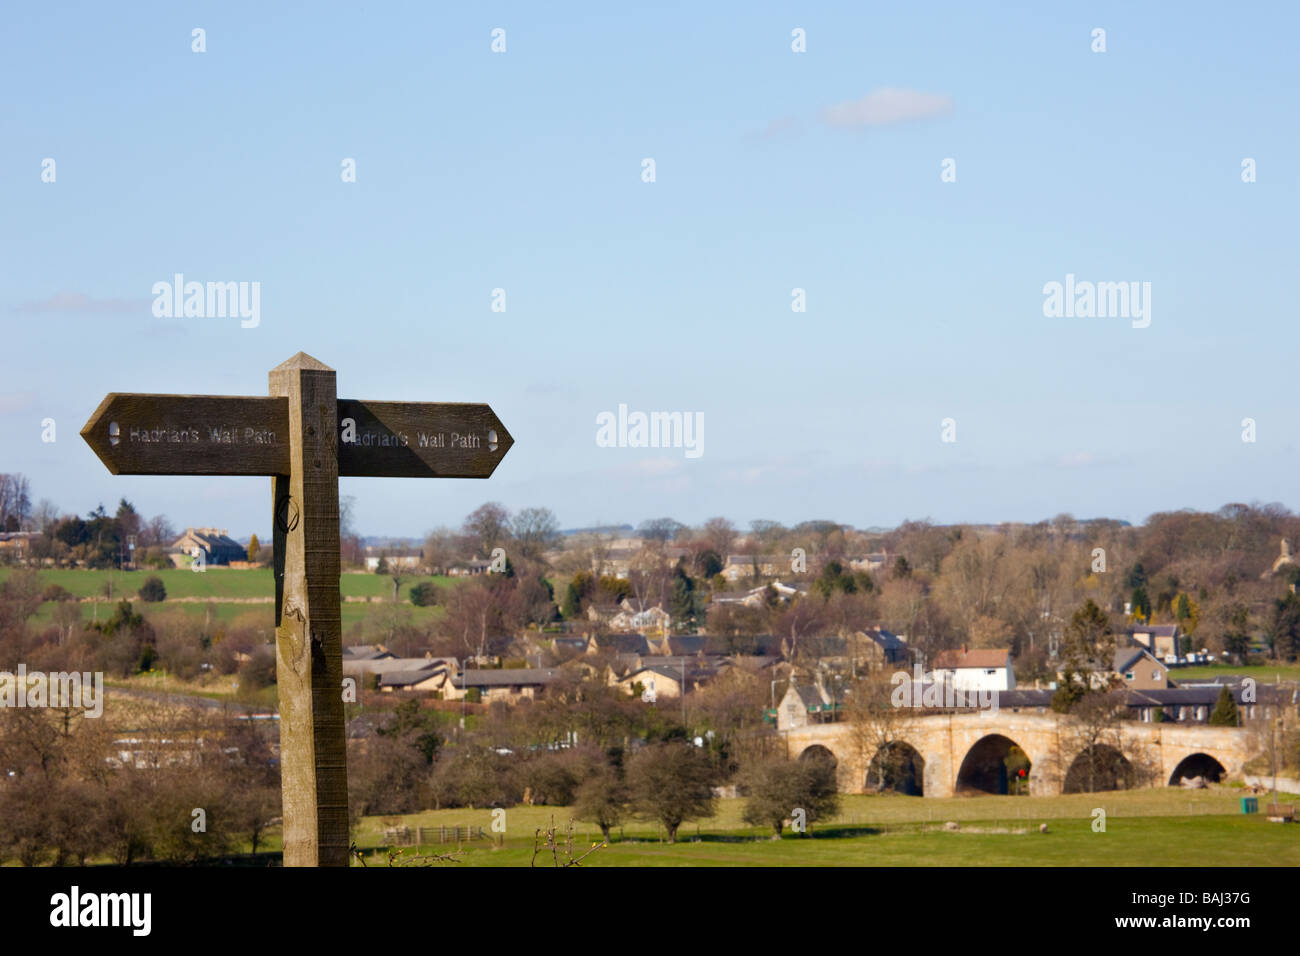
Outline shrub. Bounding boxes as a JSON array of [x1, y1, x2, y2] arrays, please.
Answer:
[[408, 581, 438, 607], [238, 647, 277, 693], [41, 584, 75, 603], [138, 576, 167, 602]]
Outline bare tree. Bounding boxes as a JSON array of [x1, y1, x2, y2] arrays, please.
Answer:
[[638, 517, 685, 543], [422, 526, 465, 574], [771, 598, 826, 663], [437, 576, 520, 665], [0, 474, 32, 531], [846, 675, 919, 792], [30, 499, 60, 535], [1057, 691, 1133, 793], [511, 507, 561, 561], [463, 502, 512, 557], [140, 514, 177, 549], [700, 517, 738, 557]]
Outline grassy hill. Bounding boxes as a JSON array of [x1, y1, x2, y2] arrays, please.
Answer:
[[0, 567, 453, 630]]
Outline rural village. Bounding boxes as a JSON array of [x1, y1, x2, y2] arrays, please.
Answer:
[[1, 474, 1297, 866]]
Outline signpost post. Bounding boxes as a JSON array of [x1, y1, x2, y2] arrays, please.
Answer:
[[81, 352, 513, 866]]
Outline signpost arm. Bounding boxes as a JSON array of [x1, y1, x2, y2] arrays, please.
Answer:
[[269, 352, 350, 866]]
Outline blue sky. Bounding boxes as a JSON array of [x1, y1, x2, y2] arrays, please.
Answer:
[[3, 1, 1297, 539]]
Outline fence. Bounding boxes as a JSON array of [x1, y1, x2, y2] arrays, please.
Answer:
[[382, 825, 489, 846]]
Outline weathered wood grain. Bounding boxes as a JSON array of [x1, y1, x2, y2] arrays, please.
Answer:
[[336, 399, 513, 478], [80, 393, 289, 475], [269, 353, 349, 867]]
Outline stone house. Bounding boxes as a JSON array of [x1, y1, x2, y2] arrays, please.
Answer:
[[1129, 624, 1181, 660], [1112, 647, 1170, 690], [451, 668, 566, 703], [721, 554, 786, 583], [168, 527, 247, 567]]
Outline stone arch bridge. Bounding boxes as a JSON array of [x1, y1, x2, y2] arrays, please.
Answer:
[[785, 712, 1262, 798]]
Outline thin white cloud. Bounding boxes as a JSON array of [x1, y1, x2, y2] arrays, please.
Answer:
[[821, 88, 953, 128], [744, 116, 803, 142], [1050, 451, 1128, 470], [0, 391, 37, 415], [604, 458, 686, 479], [12, 292, 150, 314]]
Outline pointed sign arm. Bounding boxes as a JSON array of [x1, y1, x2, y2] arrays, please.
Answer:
[[81, 393, 512, 478]]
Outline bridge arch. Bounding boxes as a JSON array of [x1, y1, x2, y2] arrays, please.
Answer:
[[865, 740, 925, 796], [1168, 752, 1226, 786], [955, 734, 1032, 795], [797, 744, 838, 771], [1064, 744, 1133, 793]]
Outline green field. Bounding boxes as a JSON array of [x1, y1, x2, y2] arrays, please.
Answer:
[[347, 791, 1300, 867], [1165, 663, 1300, 683], [0, 567, 452, 601], [1, 567, 451, 631]]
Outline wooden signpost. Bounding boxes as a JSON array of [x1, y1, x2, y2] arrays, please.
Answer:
[[81, 352, 513, 866]]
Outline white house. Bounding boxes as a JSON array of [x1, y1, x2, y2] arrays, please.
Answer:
[[363, 547, 423, 572], [927, 646, 1015, 692]]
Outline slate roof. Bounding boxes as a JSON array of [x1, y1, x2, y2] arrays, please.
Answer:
[[169, 527, 247, 562], [1131, 624, 1180, 637], [1114, 647, 1162, 672], [600, 633, 651, 656], [380, 667, 448, 688], [996, 689, 1054, 708], [553, 636, 590, 653], [342, 644, 395, 661], [342, 656, 456, 676], [858, 627, 910, 664], [664, 636, 706, 656], [455, 668, 565, 688], [347, 713, 386, 739]]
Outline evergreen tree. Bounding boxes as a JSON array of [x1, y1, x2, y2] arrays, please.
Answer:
[[408, 581, 439, 607], [1271, 591, 1300, 661], [1130, 586, 1152, 620], [138, 576, 167, 603], [669, 564, 697, 631], [1053, 599, 1116, 713], [1209, 686, 1239, 727], [1224, 604, 1251, 662], [562, 571, 595, 619]]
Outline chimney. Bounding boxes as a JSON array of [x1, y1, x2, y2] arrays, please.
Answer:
[[961, 643, 967, 656]]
